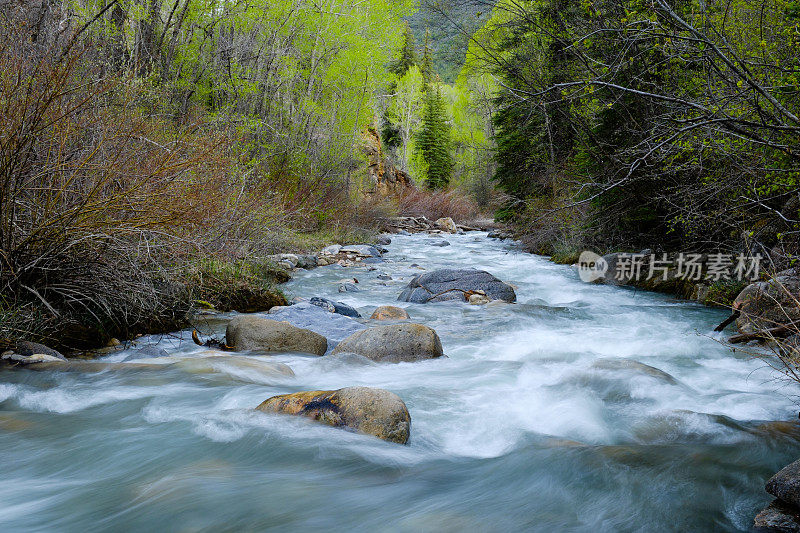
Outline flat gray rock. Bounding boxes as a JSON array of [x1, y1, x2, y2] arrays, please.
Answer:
[[398, 268, 517, 304], [264, 303, 366, 350]]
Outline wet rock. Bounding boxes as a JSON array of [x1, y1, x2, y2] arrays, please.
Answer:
[[370, 305, 410, 320], [1, 352, 65, 365], [320, 244, 342, 256], [734, 273, 800, 334], [468, 291, 491, 305], [13, 341, 66, 361], [121, 345, 170, 362], [226, 315, 327, 355], [398, 268, 517, 304], [331, 323, 443, 363], [435, 217, 458, 233], [265, 302, 366, 349], [767, 459, 800, 509], [754, 499, 800, 532], [377, 273, 392, 281], [338, 283, 360, 293], [256, 386, 410, 444], [316, 256, 333, 266], [376, 235, 392, 246], [340, 244, 382, 258], [309, 297, 361, 318], [425, 239, 451, 247], [295, 255, 318, 269]]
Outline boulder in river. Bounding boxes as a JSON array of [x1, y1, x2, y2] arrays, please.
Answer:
[[767, 458, 800, 509], [734, 271, 800, 334], [435, 217, 458, 233], [376, 235, 392, 246], [256, 386, 410, 444], [340, 244, 382, 258], [338, 283, 360, 293], [330, 323, 443, 363], [425, 239, 451, 247], [370, 306, 410, 320], [226, 315, 327, 355], [309, 297, 361, 318], [754, 499, 800, 532], [121, 345, 170, 362], [265, 302, 366, 350], [13, 341, 66, 361], [398, 268, 517, 304]]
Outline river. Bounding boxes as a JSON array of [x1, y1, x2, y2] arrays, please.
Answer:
[[1, 232, 798, 531]]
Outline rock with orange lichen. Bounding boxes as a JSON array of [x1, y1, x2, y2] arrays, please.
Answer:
[[256, 386, 410, 444]]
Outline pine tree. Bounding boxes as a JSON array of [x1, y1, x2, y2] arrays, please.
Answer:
[[420, 29, 434, 84], [390, 24, 417, 77], [416, 85, 453, 189]]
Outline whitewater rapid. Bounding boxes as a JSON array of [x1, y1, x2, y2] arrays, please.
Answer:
[[1, 232, 798, 531]]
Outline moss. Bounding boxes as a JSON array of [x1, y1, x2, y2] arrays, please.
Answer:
[[701, 280, 748, 307], [186, 258, 288, 313]]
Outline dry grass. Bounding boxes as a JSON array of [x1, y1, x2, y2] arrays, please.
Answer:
[[396, 188, 480, 223]]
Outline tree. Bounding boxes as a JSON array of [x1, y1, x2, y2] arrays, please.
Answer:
[[416, 85, 454, 188], [390, 23, 417, 77]]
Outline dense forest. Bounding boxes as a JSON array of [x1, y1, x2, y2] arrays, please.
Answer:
[[1, 0, 799, 350]]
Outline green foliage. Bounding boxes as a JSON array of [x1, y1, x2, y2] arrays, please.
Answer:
[[416, 85, 454, 188]]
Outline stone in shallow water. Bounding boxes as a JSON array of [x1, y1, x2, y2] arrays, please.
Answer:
[[256, 386, 410, 443], [424, 239, 451, 247], [330, 323, 443, 363], [309, 297, 361, 318], [370, 305, 410, 320], [398, 268, 517, 304], [226, 315, 327, 355], [754, 499, 800, 532]]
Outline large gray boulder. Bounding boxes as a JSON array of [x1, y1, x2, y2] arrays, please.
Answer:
[[767, 458, 800, 509], [226, 315, 327, 355], [264, 302, 366, 350], [734, 271, 800, 334], [753, 499, 800, 531], [256, 386, 410, 443], [330, 323, 443, 363], [398, 268, 516, 304]]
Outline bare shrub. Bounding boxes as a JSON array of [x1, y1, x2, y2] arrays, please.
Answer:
[[396, 188, 480, 222]]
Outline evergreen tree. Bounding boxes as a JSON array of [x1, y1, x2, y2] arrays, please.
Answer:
[[420, 29, 435, 84], [416, 85, 453, 189], [390, 24, 417, 77]]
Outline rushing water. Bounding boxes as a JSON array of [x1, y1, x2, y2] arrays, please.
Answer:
[[2, 232, 799, 532]]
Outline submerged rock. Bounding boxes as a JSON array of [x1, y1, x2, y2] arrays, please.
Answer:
[[121, 345, 170, 362], [226, 315, 327, 355], [370, 305, 410, 320], [398, 268, 517, 304], [309, 297, 361, 318], [376, 235, 392, 246], [591, 358, 678, 385], [338, 282, 360, 293], [425, 239, 451, 247], [265, 302, 366, 349], [256, 386, 410, 443], [330, 323, 443, 363]]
